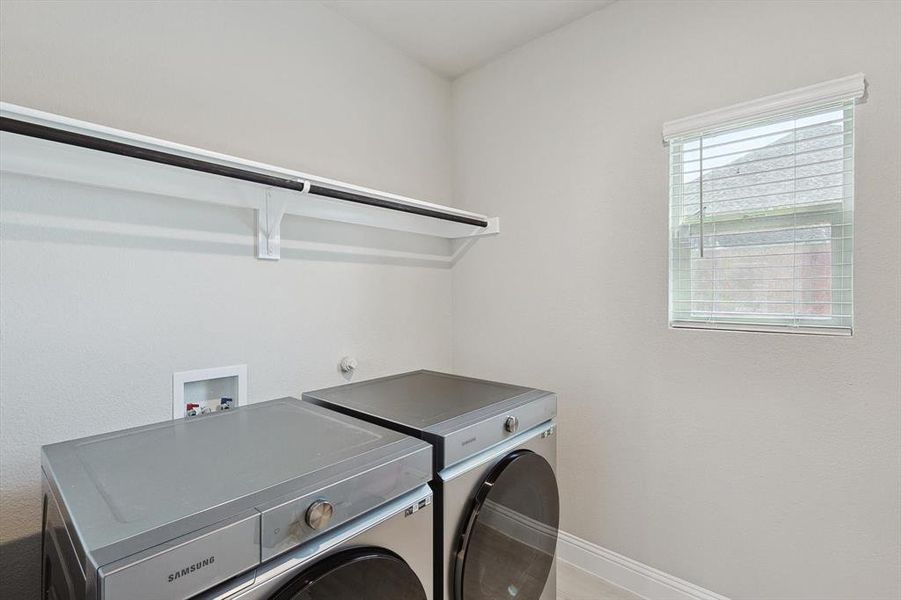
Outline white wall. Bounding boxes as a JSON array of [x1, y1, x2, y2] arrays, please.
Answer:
[[3, 2, 900, 599], [451, 1, 900, 598], [0, 2, 453, 597]]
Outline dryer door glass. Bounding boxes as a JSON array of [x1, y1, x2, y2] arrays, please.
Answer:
[[271, 547, 426, 600], [455, 450, 559, 600]]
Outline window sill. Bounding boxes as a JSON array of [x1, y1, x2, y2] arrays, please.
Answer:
[[669, 320, 852, 336]]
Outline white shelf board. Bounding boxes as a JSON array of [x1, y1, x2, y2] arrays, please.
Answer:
[[0, 102, 499, 257]]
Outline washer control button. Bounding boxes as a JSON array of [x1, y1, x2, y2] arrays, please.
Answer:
[[305, 500, 334, 530], [504, 415, 519, 434]]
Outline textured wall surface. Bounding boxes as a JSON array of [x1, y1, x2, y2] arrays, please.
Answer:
[[0, 2, 453, 597], [450, 1, 901, 598], [3, 1, 900, 599]]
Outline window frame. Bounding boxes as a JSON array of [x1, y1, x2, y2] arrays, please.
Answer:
[[665, 89, 861, 336]]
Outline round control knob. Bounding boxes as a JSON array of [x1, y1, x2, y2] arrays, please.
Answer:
[[305, 500, 334, 530], [504, 415, 519, 434]]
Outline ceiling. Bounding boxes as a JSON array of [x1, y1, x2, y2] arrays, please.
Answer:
[[321, 0, 613, 79]]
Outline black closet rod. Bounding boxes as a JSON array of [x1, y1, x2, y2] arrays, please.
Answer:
[[0, 117, 489, 228]]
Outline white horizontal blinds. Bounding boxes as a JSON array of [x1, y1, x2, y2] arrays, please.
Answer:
[[669, 101, 854, 333]]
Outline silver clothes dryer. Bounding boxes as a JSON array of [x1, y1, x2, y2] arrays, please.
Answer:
[[304, 371, 559, 600], [41, 397, 434, 600]]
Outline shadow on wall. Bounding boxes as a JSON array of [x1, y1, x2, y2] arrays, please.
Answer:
[[0, 532, 41, 598], [0, 174, 464, 268]]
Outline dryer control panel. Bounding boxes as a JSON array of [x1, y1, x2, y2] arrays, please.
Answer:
[[437, 391, 557, 468]]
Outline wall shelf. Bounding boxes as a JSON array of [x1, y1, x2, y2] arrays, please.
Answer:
[[0, 102, 498, 260]]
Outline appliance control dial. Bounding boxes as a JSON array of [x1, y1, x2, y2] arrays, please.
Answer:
[[305, 500, 334, 530], [504, 415, 519, 434]]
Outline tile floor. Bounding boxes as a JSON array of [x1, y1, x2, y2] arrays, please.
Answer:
[[557, 560, 644, 600]]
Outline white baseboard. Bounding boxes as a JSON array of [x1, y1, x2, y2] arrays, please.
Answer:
[[557, 531, 730, 600]]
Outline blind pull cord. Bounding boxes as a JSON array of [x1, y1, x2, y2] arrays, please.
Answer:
[[699, 138, 705, 258]]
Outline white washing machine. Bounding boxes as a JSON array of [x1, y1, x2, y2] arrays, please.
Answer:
[[304, 371, 559, 600], [41, 397, 434, 600]]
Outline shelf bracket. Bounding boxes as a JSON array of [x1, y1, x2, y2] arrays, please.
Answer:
[[256, 181, 309, 260]]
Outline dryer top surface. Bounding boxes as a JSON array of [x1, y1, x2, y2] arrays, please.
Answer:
[[304, 371, 548, 432]]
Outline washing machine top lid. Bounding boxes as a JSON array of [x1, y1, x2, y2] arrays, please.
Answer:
[[304, 371, 554, 432], [41, 397, 430, 560]]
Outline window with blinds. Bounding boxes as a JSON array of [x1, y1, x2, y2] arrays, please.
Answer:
[[667, 86, 860, 335]]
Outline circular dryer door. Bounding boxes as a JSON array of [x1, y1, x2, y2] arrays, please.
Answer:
[[454, 450, 560, 600], [271, 547, 426, 600]]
